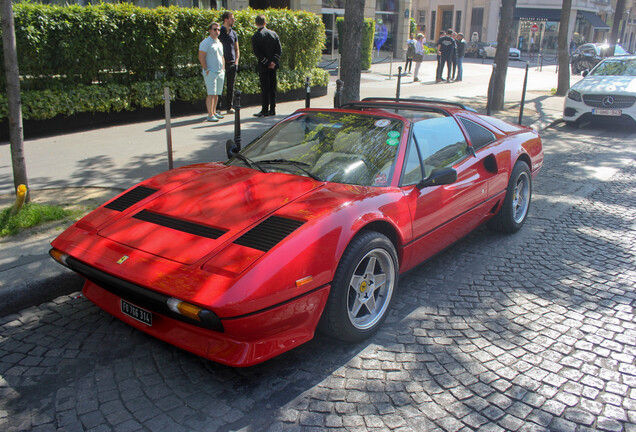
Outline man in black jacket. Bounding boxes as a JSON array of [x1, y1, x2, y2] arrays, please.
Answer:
[[251, 15, 282, 117]]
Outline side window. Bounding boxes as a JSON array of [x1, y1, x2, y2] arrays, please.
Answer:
[[411, 117, 469, 178], [459, 117, 496, 150], [401, 139, 423, 185]]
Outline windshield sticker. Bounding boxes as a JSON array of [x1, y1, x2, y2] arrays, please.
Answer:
[[374, 119, 391, 128], [373, 173, 388, 186], [386, 138, 399, 146], [387, 131, 400, 138]]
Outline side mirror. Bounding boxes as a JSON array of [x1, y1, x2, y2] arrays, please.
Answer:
[[226, 139, 238, 159], [582, 70, 589, 77], [417, 168, 458, 189]]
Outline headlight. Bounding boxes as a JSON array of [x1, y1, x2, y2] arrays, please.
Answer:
[[567, 89, 582, 102]]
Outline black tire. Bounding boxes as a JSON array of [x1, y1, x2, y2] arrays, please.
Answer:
[[488, 161, 532, 233], [319, 231, 398, 342]]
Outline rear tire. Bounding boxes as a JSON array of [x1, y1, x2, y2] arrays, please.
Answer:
[[488, 161, 532, 233], [319, 231, 398, 342]]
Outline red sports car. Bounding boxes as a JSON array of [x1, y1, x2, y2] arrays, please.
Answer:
[[50, 98, 543, 367]]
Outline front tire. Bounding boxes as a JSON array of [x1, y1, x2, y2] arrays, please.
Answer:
[[488, 161, 532, 233], [319, 232, 398, 342]]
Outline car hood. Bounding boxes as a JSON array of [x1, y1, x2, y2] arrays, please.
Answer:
[[572, 75, 636, 94], [97, 164, 323, 264]]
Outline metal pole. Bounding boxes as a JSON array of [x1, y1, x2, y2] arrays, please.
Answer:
[[396, 66, 402, 102], [487, 63, 496, 116], [388, 53, 393, 79], [518, 62, 529, 125], [538, 53, 543, 72], [334, 79, 343, 108], [234, 90, 242, 151], [163, 87, 173, 170], [305, 76, 311, 108]]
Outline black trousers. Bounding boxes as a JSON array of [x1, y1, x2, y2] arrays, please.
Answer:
[[404, 58, 413, 73], [258, 68, 277, 113], [437, 55, 452, 80], [224, 63, 237, 110]]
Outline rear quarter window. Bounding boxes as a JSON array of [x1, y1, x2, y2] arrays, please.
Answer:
[[459, 118, 496, 150]]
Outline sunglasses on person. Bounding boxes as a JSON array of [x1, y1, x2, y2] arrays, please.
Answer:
[[211, 28, 220, 31]]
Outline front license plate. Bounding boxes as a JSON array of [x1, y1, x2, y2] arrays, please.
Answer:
[[592, 108, 622, 116], [121, 299, 152, 326]]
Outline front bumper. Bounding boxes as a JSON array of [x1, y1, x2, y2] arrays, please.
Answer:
[[564, 96, 636, 124], [83, 279, 330, 367]]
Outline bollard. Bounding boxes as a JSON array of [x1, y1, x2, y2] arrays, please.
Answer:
[[518, 62, 529, 125], [538, 54, 543, 72], [163, 87, 173, 170], [388, 53, 393, 79], [305, 76, 311, 108], [334, 79, 344, 108], [487, 63, 496, 116], [234, 90, 242, 151], [396, 66, 402, 102]]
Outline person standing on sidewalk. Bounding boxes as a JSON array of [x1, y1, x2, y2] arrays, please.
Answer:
[[412, 34, 425, 82], [404, 34, 415, 75], [455, 33, 466, 81], [251, 15, 282, 117], [219, 11, 240, 115], [434, 31, 445, 82], [436, 29, 454, 82], [450, 31, 458, 81], [198, 22, 225, 122]]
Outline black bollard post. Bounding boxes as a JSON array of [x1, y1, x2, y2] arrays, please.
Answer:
[[305, 76, 311, 108], [334, 79, 343, 108], [234, 90, 242, 151], [487, 63, 496, 116], [396, 66, 402, 102], [538, 53, 543, 72], [518, 62, 529, 125]]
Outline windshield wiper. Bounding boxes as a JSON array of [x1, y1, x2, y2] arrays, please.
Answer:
[[256, 159, 323, 181], [232, 153, 265, 172]]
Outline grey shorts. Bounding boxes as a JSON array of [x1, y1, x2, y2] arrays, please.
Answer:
[[203, 69, 225, 95]]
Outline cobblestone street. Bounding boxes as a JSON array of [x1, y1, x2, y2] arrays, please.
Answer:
[[1, 123, 635, 432]]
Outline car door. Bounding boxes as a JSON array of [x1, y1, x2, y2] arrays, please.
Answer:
[[400, 116, 497, 271]]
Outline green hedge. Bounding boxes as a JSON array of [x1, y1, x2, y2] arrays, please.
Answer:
[[336, 18, 375, 71], [0, 68, 329, 121], [0, 4, 327, 121], [1, 4, 324, 88]]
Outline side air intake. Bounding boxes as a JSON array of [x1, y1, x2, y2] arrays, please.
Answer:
[[234, 216, 305, 252], [133, 210, 228, 239], [105, 186, 158, 212]]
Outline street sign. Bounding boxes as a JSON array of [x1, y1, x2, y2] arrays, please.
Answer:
[[531, 24, 539, 33]]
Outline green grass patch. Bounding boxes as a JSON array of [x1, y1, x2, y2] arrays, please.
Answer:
[[0, 203, 82, 237]]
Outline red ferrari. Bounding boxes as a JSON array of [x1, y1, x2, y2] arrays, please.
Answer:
[[50, 98, 543, 367]]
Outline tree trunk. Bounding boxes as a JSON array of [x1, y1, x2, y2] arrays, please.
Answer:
[[340, 0, 365, 104], [489, 0, 517, 111], [607, 0, 626, 57], [1, 0, 29, 199], [556, 0, 572, 96]]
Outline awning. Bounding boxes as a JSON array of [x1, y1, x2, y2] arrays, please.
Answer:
[[514, 8, 562, 22], [578, 11, 610, 30]]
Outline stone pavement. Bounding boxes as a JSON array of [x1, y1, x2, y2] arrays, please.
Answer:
[[0, 59, 573, 316], [0, 122, 635, 431]]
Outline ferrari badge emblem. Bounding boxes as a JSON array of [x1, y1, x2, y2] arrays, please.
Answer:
[[360, 281, 368, 293], [116, 255, 129, 264]]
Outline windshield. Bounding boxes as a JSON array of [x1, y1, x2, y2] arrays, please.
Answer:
[[595, 45, 628, 56], [590, 58, 636, 76], [229, 111, 404, 186]]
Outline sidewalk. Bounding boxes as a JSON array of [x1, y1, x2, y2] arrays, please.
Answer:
[[0, 60, 573, 316]]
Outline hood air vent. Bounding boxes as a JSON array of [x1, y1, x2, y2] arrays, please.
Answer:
[[133, 210, 228, 239], [105, 186, 158, 212], [234, 216, 305, 252]]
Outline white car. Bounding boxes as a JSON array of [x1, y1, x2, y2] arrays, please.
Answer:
[[481, 42, 521, 60], [563, 55, 636, 125]]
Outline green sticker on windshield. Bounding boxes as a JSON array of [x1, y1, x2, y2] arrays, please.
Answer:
[[387, 131, 400, 138], [386, 138, 399, 146]]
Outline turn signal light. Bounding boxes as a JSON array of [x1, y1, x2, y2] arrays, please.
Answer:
[[296, 276, 313, 287], [49, 248, 70, 268], [166, 297, 202, 322]]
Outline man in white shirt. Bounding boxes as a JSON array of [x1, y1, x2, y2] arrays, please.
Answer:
[[198, 22, 225, 122]]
